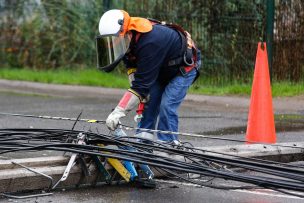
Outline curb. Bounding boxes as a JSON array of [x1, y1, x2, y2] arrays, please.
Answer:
[[1, 142, 303, 193]]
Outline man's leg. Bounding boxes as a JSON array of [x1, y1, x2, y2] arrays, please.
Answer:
[[137, 81, 164, 130], [157, 69, 197, 141]]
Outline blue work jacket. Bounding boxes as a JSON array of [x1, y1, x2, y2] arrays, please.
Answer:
[[124, 24, 185, 98]]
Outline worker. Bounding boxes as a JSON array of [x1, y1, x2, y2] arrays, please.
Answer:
[[96, 9, 201, 144]]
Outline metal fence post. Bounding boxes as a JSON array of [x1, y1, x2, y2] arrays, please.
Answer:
[[266, 0, 275, 82], [103, 0, 111, 11]]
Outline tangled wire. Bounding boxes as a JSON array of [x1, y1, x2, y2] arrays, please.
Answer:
[[1, 127, 304, 198]]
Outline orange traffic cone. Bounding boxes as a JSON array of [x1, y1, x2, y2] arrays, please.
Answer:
[[246, 42, 276, 144]]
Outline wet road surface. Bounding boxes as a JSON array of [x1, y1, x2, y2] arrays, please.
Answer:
[[3, 183, 303, 203], [0, 83, 303, 202]]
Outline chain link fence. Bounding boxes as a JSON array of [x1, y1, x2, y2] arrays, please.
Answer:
[[274, 0, 304, 82], [0, 0, 303, 84], [118, 0, 266, 85]]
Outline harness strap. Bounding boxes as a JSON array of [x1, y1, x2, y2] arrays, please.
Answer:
[[151, 20, 197, 73], [128, 18, 198, 75]]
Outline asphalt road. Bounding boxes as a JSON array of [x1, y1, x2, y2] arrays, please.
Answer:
[[0, 80, 303, 202]]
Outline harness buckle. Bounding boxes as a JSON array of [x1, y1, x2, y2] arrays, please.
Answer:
[[183, 51, 194, 66]]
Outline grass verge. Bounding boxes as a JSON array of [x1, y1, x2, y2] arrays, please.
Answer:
[[0, 68, 303, 97], [0, 68, 128, 88]]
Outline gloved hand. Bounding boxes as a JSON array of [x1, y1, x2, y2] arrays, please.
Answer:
[[106, 107, 126, 130], [106, 90, 140, 130]]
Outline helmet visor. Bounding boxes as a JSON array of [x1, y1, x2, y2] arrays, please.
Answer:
[[96, 34, 131, 72]]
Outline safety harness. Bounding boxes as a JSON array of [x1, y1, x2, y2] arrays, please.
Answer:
[[126, 18, 199, 77]]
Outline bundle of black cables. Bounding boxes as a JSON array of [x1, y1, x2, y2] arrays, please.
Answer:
[[0, 128, 304, 198]]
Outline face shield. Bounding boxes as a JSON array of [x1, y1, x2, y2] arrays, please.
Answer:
[[96, 33, 131, 72]]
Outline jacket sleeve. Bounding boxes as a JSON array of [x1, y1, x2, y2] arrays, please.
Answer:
[[130, 37, 167, 99]]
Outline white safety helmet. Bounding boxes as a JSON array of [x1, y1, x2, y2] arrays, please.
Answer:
[[96, 9, 152, 72]]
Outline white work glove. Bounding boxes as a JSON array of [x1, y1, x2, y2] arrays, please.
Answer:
[[106, 107, 126, 131], [106, 90, 140, 130]]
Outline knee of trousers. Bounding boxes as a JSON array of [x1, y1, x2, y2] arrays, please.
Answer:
[[159, 101, 177, 116]]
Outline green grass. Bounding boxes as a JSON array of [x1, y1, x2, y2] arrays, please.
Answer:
[[189, 83, 252, 96], [0, 68, 303, 97], [0, 68, 129, 88], [190, 81, 304, 97]]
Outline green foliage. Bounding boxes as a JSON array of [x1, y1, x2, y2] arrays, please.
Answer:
[[1, 0, 303, 83], [1, 0, 104, 69]]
